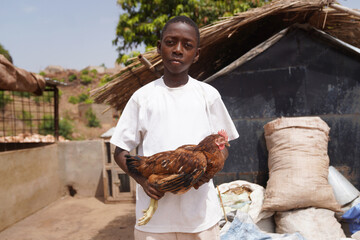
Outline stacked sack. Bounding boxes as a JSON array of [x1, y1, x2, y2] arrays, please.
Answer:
[[263, 116, 345, 240]]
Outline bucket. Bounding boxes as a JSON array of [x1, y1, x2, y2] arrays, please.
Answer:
[[328, 166, 360, 206]]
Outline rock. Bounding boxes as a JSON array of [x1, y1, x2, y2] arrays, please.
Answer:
[[84, 66, 106, 74], [44, 65, 65, 74]]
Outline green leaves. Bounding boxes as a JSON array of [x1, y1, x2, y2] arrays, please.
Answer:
[[68, 92, 93, 104], [85, 108, 101, 128], [114, 0, 269, 64], [59, 117, 74, 139], [0, 43, 12, 63]]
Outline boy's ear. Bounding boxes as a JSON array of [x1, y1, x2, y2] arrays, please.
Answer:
[[157, 40, 161, 54], [193, 48, 201, 63]]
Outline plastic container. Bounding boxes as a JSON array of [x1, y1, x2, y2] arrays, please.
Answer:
[[342, 203, 360, 234], [328, 166, 360, 206]]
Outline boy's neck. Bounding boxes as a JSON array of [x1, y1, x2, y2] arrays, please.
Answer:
[[163, 72, 189, 88]]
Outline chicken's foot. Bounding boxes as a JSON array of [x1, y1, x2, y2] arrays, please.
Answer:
[[138, 198, 158, 225]]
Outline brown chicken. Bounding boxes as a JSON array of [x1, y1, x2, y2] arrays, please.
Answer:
[[125, 129, 230, 225]]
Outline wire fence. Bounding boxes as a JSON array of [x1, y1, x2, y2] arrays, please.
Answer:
[[0, 86, 59, 143]]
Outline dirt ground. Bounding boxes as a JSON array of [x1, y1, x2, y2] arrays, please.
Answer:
[[0, 196, 136, 240]]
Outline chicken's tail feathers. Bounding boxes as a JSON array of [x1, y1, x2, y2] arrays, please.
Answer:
[[125, 154, 144, 175]]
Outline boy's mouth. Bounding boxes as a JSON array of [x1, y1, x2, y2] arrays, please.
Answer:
[[170, 59, 182, 64]]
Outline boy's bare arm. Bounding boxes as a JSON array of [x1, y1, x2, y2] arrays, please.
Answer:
[[113, 146, 164, 200]]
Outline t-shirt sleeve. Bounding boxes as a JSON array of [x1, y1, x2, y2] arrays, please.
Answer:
[[208, 96, 239, 141], [110, 96, 141, 151]]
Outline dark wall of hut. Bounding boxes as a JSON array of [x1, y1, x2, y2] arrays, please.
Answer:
[[210, 27, 360, 189]]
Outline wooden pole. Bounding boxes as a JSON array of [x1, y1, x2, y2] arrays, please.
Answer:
[[138, 54, 153, 70], [138, 54, 161, 77], [217, 185, 228, 223], [330, 3, 360, 18]]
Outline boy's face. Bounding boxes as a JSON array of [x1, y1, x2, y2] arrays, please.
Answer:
[[157, 22, 200, 76]]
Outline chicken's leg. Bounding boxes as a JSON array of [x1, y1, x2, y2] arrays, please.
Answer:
[[138, 198, 158, 225]]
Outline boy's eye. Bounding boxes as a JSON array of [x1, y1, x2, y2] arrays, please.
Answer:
[[184, 42, 193, 49], [165, 40, 174, 45]]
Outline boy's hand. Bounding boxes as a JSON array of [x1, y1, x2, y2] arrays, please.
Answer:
[[114, 147, 164, 200], [137, 176, 164, 200]]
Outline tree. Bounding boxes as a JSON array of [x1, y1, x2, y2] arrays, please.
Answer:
[[0, 43, 13, 63], [114, 0, 269, 63]]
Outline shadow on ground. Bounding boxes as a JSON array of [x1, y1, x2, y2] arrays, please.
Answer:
[[91, 213, 136, 240]]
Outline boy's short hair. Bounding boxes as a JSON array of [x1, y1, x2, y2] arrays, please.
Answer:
[[161, 16, 200, 47]]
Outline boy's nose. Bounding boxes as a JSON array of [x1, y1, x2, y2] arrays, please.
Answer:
[[173, 42, 183, 54]]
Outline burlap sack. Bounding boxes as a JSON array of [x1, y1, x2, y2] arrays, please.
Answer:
[[262, 116, 341, 212]]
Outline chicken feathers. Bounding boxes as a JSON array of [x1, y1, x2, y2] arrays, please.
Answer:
[[126, 144, 207, 194]]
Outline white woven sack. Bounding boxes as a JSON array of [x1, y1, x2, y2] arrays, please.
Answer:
[[218, 180, 274, 223], [275, 207, 346, 240]]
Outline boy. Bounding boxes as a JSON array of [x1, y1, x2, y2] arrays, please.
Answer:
[[111, 16, 239, 240]]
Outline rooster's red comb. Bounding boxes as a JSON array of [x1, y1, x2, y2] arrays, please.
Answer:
[[218, 129, 228, 141]]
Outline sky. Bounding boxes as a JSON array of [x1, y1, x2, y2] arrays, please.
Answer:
[[0, 0, 124, 72], [0, 0, 360, 73]]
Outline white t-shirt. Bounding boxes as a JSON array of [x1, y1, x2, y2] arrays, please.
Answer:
[[110, 76, 239, 233]]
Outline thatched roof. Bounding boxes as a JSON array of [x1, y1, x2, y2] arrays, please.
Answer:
[[92, 0, 360, 111], [0, 55, 46, 95]]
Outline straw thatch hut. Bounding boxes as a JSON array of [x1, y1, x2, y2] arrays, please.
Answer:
[[92, 0, 360, 187], [0, 55, 46, 95]]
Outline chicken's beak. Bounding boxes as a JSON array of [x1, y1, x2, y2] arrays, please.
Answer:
[[226, 142, 230, 147]]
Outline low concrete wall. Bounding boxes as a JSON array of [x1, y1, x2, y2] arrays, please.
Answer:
[[0, 140, 106, 231], [58, 140, 104, 197], [0, 144, 62, 231]]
